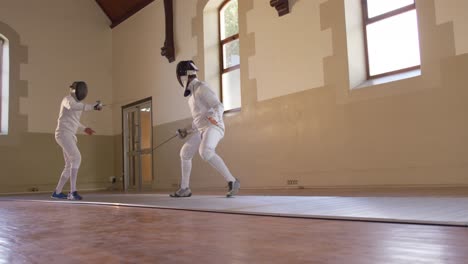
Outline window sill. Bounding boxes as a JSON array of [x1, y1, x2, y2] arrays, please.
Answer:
[[223, 107, 241, 117], [354, 69, 421, 90]]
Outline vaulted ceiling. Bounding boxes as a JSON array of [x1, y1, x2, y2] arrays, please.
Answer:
[[96, 0, 155, 28]]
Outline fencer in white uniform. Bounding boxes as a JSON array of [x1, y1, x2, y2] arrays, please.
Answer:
[[51, 81, 102, 200], [170, 60, 240, 198]]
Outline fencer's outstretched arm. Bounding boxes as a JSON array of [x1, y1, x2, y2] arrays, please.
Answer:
[[64, 97, 95, 112]]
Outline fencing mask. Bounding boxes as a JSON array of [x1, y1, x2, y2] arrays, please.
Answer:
[[70, 81, 88, 101], [176, 60, 198, 97]]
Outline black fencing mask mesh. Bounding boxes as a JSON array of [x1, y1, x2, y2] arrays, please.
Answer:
[[70, 81, 88, 101]]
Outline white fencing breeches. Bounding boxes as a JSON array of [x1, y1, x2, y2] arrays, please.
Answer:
[[179, 126, 235, 189], [55, 133, 81, 193]]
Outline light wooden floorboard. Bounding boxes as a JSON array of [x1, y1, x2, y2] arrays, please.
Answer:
[[0, 200, 467, 263]]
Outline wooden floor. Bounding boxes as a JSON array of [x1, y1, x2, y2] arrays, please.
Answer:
[[0, 200, 467, 263]]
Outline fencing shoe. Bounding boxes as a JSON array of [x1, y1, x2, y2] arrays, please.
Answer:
[[226, 179, 240, 197], [68, 191, 83, 200], [51, 191, 67, 199], [170, 188, 192, 198]]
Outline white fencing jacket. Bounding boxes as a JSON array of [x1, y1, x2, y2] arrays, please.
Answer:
[[55, 95, 94, 136], [186, 79, 225, 132]]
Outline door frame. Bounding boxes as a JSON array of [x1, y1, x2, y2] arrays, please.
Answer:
[[121, 97, 153, 191]]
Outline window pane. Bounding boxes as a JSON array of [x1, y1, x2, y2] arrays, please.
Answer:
[[223, 39, 240, 69], [0, 38, 8, 135], [220, 0, 238, 40], [222, 69, 241, 111], [366, 10, 420, 76], [367, 0, 414, 18]]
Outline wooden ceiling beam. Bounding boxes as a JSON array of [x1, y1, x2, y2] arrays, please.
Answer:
[[270, 0, 290, 17], [161, 0, 175, 63], [95, 0, 155, 28]]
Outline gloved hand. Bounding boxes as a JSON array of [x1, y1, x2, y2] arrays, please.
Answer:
[[84, 127, 95, 135], [94, 100, 103, 111], [207, 116, 218, 125], [176, 128, 188, 139]]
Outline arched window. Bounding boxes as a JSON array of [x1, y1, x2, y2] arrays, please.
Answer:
[[362, 0, 421, 79], [0, 34, 9, 135], [219, 0, 240, 111]]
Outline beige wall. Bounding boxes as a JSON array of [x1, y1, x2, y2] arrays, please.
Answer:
[[0, 134, 114, 193], [111, 0, 198, 133], [247, 0, 332, 101], [0, 0, 114, 193], [0, 0, 113, 135], [4, 0, 464, 192], [110, 0, 468, 190], [434, 0, 468, 55]]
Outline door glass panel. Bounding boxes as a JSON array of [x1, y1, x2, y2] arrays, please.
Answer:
[[126, 110, 139, 190], [140, 105, 153, 184], [141, 154, 152, 184], [139, 108, 151, 149]]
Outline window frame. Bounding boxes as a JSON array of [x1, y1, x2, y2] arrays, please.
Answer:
[[218, 0, 240, 112], [0, 37, 4, 134], [361, 0, 421, 79]]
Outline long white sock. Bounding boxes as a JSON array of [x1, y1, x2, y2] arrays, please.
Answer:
[[55, 169, 70, 193], [181, 159, 192, 189], [207, 154, 236, 182], [70, 168, 79, 192]]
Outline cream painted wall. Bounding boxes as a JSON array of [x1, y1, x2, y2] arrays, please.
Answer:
[[247, 0, 332, 102], [203, 0, 223, 98], [0, 0, 113, 135], [0, 0, 114, 194], [2, 0, 467, 193], [113, 0, 468, 190], [434, 0, 468, 55], [111, 0, 198, 134]]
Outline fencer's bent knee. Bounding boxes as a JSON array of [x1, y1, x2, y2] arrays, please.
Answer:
[[70, 153, 82, 169], [199, 148, 215, 161], [180, 146, 193, 161]]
